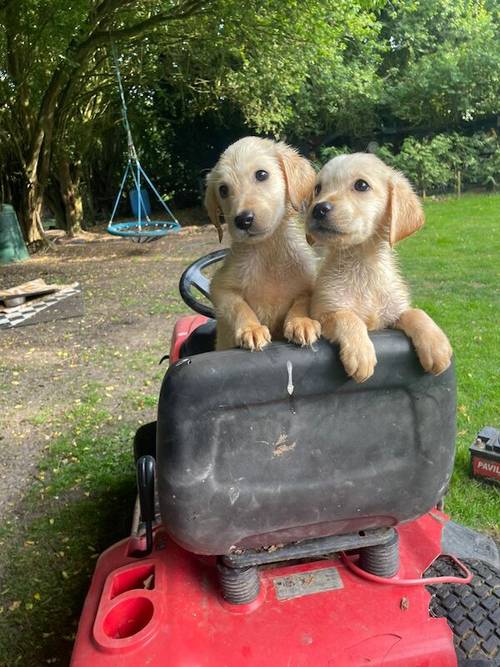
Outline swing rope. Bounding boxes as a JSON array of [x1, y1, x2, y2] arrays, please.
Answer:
[[112, 44, 138, 162], [107, 45, 180, 242]]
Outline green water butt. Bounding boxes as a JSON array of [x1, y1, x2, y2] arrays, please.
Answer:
[[0, 204, 29, 265]]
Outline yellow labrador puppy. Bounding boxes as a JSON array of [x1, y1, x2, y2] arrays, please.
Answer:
[[205, 136, 320, 351], [307, 152, 452, 382]]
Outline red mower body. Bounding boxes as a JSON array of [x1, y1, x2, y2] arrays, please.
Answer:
[[169, 314, 209, 364], [71, 512, 459, 667], [71, 313, 467, 666]]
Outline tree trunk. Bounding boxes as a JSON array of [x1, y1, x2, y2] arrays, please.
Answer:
[[58, 158, 83, 237], [18, 176, 45, 246], [82, 177, 95, 228], [45, 184, 67, 230], [3, 0, 208, 244]]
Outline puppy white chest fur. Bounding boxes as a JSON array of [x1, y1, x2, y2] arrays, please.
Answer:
[[313, 242, 410, 330], [246, 249, 312, 324], [214, 225, 316, 343]]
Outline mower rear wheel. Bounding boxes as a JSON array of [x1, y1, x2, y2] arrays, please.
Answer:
[[426, 557, 500, 665]]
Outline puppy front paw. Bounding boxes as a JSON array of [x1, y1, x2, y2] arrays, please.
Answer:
[[284, 317, 321, 347], [414, 329, 452, 375], [340, 338, 377, 383], [236, 324, 271, 351]]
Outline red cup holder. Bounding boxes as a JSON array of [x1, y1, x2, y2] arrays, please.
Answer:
[[102, 596, 154, 640], [110, 564, 155, 600], [93, 559, 163, 652]]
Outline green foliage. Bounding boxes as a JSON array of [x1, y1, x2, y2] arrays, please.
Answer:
[[389, 132, 500, 195], [118, 0, 385, 199], [398, 193, 499, 533], [383, 136, 454, 195], [380, 0, 500, 128], [316, 131, 499, 196], [0, 0, 498, 228]]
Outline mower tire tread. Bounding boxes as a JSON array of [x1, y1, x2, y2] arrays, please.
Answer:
[[426, 557, 500, 665]]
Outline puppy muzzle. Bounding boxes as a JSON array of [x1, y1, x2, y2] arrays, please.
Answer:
[[309, 201, 345, 236], [307, 217, 344, 237], [312, 201, 333, 220], [232, 210, 273, 240], [234, 210, 255, 231]]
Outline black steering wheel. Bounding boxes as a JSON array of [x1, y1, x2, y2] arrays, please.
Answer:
[[179, 248, 228, 318]]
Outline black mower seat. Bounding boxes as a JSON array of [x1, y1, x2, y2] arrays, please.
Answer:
[[157, 331, 456, 555], [179, 319, 216, 357]]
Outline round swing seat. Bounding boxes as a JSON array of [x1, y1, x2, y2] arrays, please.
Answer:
[[107, 220, 181, 239]]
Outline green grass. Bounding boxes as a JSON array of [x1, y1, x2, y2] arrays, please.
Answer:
[[0, 193, 498, 666], [0, 391, 138, 665], [399, 193, 499, 533]]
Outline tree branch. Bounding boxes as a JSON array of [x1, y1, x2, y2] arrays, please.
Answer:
[[91, 0, 137, 29], [88, 0, 211, 49], [27, 0, 212, 179]]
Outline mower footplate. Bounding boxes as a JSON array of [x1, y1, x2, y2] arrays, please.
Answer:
[[72, 512, 463, 667]]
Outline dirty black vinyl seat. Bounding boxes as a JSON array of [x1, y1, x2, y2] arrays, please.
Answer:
[[134, 321, 217, 462], [156, 329, 456, 556]]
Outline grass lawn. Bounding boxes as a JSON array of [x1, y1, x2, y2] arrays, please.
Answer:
[[0, 193, 498, 666], [399, 193, 499, 531]]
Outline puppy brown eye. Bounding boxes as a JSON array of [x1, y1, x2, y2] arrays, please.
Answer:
[[314, 183, 321, 196], [255, 170, 269, 182], [354, 179, 370, 192], [219, 184, 229, 198]]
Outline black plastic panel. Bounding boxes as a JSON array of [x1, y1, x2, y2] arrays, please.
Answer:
[[157, 331, 456, 555]]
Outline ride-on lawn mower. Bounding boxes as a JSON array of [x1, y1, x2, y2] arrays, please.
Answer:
[[71, 250, 500, 666]]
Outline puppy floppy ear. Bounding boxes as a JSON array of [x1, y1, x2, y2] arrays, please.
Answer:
[[386, 172, 424, 246], [276, 142, 316, 212], [204, 172, 224, 243]]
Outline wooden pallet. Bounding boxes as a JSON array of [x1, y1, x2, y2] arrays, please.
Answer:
[[0, 279, 59, 307], [0, 282, 84, 329]]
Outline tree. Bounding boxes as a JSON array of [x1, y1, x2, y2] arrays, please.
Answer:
[[380, 0, 500, 130], [1, 0, 497, 244], [0, 0, 209, 244], [111, 0, 383, 197]]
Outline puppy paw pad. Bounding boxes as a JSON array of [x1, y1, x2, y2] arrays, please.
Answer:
[[284, 317, 321, 346], [237, 325, 271, 351], [340, 341, 377, 383], [414, 332, 452, 376]]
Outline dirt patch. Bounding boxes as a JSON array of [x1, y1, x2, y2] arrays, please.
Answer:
[[0, 221, 221, 522]]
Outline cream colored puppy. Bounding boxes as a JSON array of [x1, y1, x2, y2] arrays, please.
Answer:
[[307, 152, 452, 382], [205, 136, 320, 351]]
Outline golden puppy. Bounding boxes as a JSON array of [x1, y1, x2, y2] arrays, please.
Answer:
[[307, 152, 452, 382], [205, 136, 320, 351]]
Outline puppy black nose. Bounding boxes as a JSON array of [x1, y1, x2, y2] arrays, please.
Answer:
[[234, 210, 255, 230], [312, 202, 333, 220]]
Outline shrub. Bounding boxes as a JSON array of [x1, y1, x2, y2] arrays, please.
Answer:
[[317, 131, 498, 196]]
